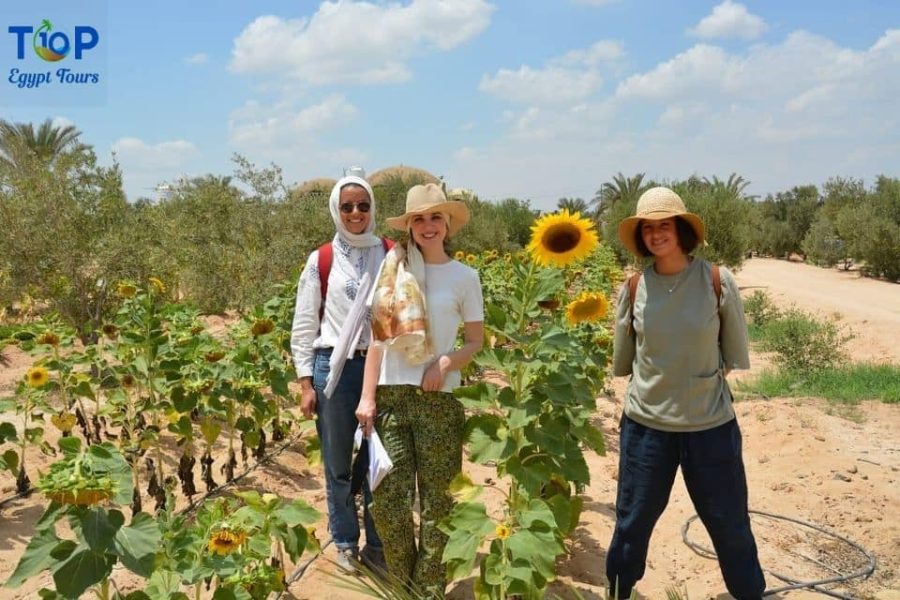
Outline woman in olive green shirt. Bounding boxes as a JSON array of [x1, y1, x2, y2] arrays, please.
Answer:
[[606, 187, 766, 600]]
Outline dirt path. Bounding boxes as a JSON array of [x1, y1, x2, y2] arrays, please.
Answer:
[[733, 258, 900, 363]]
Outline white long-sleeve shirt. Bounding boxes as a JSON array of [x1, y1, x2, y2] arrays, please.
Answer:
[[290, 239, 386, 378]]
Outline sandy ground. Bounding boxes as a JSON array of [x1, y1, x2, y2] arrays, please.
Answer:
[[0, 258, 898, 600]]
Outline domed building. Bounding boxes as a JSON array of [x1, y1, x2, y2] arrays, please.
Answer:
[[293, 177, 337, 198]]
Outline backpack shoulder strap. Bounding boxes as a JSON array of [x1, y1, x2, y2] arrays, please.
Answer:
[[317, 242, 333, 320], [382, 237, 394, 252], [711, 264, 721, 302], [627, 272, 641, 312]]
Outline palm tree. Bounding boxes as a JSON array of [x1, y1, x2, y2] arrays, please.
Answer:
[[590, 172, 652, 224], [0, 118, 83, 169], [703, 173, 750, 197], [556, 197, 590, 215]]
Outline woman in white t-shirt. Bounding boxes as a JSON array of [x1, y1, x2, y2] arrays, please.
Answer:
[[357, 183, 484, 598]]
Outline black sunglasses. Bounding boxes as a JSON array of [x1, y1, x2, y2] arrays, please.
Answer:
[[339, 202, 371, 214]]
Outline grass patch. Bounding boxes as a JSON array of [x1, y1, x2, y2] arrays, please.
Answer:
[[737, 363, 900, 404]]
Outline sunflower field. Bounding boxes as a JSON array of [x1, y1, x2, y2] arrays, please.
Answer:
[[0, 207, 622, 599]]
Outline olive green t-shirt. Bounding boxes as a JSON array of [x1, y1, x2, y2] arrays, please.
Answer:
[[612, 258, 750, 432]]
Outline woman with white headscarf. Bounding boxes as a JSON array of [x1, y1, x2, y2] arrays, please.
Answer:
[[290, 174, 391, 573]]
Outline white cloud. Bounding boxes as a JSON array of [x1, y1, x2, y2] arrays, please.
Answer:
[[569, 0, 619, 5], [479, 39, 622, 105], [51, 116, 75, 131], [688, 0, 767, 40], [185, 52, 209, 65], [111, 138, 200, 170], [230, 0, 495, 85], [228, 94, 358, 149], [480, 66, 601, 105], [449, 28, 900, 211]]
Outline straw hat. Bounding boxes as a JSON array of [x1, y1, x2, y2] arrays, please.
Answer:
[[617, 187, 705, 256], [386, 183, 470, 237]]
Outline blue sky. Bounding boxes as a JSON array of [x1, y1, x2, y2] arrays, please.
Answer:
[[2, 0, 898, 210]]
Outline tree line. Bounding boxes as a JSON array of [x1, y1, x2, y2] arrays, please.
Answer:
[[2, 119, 897, 342]]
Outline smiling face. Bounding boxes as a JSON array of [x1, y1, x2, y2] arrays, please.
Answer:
[[409, 211, 448, 251], [338, 185, 372, 235], [640, 217, 683, 259]]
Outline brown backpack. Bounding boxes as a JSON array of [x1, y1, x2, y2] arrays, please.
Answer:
[[626, 264, 721, 335]]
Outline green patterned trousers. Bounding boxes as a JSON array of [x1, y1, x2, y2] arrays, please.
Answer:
[[370, 385, 465, 599]]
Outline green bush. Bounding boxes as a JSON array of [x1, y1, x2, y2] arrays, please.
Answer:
[[757, 307, 849, 373], [743, 290, 781, 328]]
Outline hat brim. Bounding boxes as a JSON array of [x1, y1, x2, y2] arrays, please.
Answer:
[[385, 201, 470, 237], [617, 211, 705, 256]]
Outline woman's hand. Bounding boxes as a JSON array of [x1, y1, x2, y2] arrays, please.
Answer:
[[299, 378, 316, 419], [421, 355, 451, 392], [356, 395, 377, 437]]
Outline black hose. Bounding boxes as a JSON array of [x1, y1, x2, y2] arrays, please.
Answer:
[[682, 509, 877, 600]]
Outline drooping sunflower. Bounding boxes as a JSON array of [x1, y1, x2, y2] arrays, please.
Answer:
[[527, 209, 598, 268], [208, 528, 248, 556], [36, 331, 60, 347], [51, 412, 77, 433], [148, 277, 166, 294], [251, 318, 275, 337], [495, 523, 511, 540], [25, 366, 49, 389], [101, 323, 119, 339], [121, 373, 136, 389], [565, 291, 609, 326], [117, 282, 137, 298]]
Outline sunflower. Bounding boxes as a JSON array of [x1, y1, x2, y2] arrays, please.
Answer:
[[465, 254, 477, 264], [565, 291, 609, 326], [204, 350, 225, 363], [101, 324, 118, 340], [495, 523, 511, 540], [36, 331, 60, 347], [117, 282, 137, 298], [25, 366, 49, 388], [251, 318, 275, 337], [208, 528, 248, 556], [47, 488, 113, 506], [148, 277, 166, 294], [454, 250, 465, 260], [527, 209, 598, 268], [121, 373, 136, 388]]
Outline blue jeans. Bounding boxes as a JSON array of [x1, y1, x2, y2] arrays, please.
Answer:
[[606, 416, 765, 600], [313, 349, 381, 551]]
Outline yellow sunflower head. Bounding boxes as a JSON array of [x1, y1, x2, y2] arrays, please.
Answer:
[[25, 366, 50, 389], [117, 282, 137, 298], [148, 277, 166, 294], [495, 523, 511, 540], [251, 318, 275, 337], [454, 250, 465, 260], [565, 291, 609, 326], [37, 331, 60, 347], [465, 254, 477, 264], [208, 528, 247, 556], [527, 209, 598, 268]]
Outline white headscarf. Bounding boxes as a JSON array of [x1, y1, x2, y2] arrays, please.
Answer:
[[329, 176, 381, 248]]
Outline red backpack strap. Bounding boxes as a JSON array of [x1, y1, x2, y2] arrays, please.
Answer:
[[382, 237, 394, 252], [317, 242, 333, 320]]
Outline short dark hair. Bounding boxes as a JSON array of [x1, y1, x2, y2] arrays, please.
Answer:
[[633, 216, 700, 257]]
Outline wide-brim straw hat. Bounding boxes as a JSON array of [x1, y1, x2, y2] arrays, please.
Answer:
[[617, 187, 705, 256], [386, 183, 470, 237]]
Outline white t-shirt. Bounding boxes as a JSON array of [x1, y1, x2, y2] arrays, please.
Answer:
[[378, 260, 484, 392]]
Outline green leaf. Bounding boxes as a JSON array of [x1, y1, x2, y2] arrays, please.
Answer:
[[57, 436, 81, 457], [506, 529, 562, 581], [38, 589, 61, 599], [0, 421, 17, 444], [114, 512, 161, 578], [171, 386, 196, 413], [4, 527, 63, 588], [120, 592, 151, 600], [447, 472, 483, 503], [453, 382, 496, 410], [482, 552, 505, 585], [269, 372, 290, 398], [52, 549, 115, 599], [561, 440, 590, 484], [133, 356, 149, 376], [143, 570, 185, 600], [465, 414, 513, 463], [573, 423, 606, 455], [2, 449, 19, 475], [71, 380, 95, 401], [274, 500, 319, 527], [25, 426, 44, 443], [78, 507, 124, 553]]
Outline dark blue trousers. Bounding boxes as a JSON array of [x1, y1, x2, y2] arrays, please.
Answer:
[[606, 416, 766, 600]]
